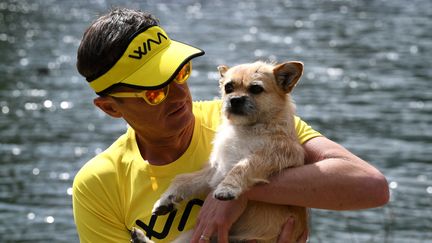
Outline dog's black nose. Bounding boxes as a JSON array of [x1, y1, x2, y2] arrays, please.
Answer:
[[230, 96, 247, 108]]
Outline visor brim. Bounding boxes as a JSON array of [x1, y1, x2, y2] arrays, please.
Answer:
[[120, 40, 204, 90]]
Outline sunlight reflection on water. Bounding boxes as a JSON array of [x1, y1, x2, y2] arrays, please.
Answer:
[[0, 0, 431, 242]]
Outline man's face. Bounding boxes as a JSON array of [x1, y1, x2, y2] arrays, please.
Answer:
[[95, 81, 194, 140]]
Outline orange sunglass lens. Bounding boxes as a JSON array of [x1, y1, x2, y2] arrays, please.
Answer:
[[175, 62, 191, 84], [144, 87, 168, 104]]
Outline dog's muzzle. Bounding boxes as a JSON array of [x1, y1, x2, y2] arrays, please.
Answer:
[[226, 95, 255, 115]]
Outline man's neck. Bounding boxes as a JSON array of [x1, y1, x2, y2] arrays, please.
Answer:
[[135, 119, 195, 166]]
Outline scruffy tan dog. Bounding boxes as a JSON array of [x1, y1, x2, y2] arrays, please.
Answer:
[[137, 61, 307, 243]]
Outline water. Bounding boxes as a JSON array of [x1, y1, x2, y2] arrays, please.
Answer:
[[0, 0, 431, 242]]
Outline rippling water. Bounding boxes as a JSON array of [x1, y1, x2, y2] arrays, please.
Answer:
[[0, 0, 431, 242]]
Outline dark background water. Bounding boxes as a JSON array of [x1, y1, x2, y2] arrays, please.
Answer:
[[0, 0, 431, 242]]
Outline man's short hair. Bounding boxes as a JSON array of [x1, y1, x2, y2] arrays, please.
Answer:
[[76, 8, 159, 83]]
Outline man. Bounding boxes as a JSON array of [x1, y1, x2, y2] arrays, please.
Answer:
[[73, 8, 389, 243]]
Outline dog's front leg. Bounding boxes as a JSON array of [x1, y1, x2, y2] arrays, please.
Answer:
[[131, 227, 154, 243], [213, 156, 271, 200], [152, 166, 214, 215]]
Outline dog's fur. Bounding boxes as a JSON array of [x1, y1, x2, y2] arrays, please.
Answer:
[[133, 61, 307, 243]]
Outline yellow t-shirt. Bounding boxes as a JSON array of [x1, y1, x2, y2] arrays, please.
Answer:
[[72, 100, 321, 243]]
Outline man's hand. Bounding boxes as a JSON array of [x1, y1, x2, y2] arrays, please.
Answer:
[[277, 217, 308, 243], [190, 192, 308, 243], [191, 192, 248, 243]]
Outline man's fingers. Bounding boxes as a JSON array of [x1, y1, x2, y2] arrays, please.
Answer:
[[277, 216, 295, 243], [199, 228, 214, 243], [191, 224, 215, 243], [297, 227, 309, 243], [191, 220, 209, 243], [217, 226, 229, 243]]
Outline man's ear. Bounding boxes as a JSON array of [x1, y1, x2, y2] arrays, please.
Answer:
[[93, 96, 123, 118], [273, 61, 303, 93]]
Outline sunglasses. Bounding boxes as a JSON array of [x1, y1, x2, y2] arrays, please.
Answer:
[[108, 62, 191, 105]]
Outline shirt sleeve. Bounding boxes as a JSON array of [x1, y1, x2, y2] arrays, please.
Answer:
[[72, 158, 130, 243], [294, 116, 322, 144]]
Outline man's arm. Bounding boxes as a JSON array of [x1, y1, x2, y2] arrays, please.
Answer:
[[72, 161, 131, 243], [73, 189, 131, 243], [190, 136, 389, 243], [246, 136, 389, 210]]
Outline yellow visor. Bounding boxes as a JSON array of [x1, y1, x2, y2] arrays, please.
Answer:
[[87, 25, 204, 93]]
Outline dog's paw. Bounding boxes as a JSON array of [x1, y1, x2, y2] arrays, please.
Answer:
[[213, 185, 241, 201], [152, 202, 176, 216], [131, 227, 154, 243], [152, 195, 180, 215]]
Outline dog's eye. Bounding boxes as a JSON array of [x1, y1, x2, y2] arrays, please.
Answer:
[[225, 82, 234, 94], [249, 85, 264, 94]]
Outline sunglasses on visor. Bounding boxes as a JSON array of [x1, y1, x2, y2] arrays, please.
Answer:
[[108, 62, 191, 105]]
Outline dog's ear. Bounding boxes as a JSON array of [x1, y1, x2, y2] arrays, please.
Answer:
[[273, 61, 303, 93], [217, 65, 229, 78]]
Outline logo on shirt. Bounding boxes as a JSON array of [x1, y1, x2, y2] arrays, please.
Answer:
[[136, 198, 203, 240]]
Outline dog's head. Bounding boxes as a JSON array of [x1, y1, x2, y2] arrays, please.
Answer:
[[217, 61, 303, 125]]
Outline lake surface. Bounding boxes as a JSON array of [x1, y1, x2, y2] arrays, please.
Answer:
[[0, 0, 431, 242]]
